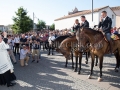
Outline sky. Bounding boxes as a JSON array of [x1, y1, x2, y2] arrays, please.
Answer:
[[0, 0, 120, 25]]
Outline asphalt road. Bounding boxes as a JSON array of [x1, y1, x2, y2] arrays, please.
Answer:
[[0, 50, 120, 90]]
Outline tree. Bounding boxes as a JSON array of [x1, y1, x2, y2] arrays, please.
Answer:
[[12, 7, 33, 33], [50, 23, 55, 30], [37, 20, 46, 30]]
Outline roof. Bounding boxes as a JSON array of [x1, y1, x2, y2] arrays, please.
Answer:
[[0, 25, 4, 27], [54, 6, 109, 21], [111, 6, 120, 11], [55, 6, 114, 21]]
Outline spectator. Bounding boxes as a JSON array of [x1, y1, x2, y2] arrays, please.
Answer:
[[20, 45, 30, 66], [31, 39, 40, 63]]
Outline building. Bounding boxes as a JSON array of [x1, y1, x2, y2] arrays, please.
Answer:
[[54, 6, 120, 30], [0, 25, 5, 32]]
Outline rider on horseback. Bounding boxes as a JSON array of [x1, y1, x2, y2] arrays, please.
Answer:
[[73, 19, 80, 32], [73, 16, 89, 33], [98, 11, 112, 54]]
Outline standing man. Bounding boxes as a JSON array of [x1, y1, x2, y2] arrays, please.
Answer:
[[80, 15, 89, 28], [48, 33, 55, 55], [8, 35, 17, 64], [20, 34, 27, 46], [14, 35, 20, 55], [98, 11, 112, 54]]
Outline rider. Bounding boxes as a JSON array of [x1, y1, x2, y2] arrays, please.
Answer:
[[73, 19, 80, 32], [98, 11, 112, 54], [80, 15, 89, 28], [73, 16, 89, 33]]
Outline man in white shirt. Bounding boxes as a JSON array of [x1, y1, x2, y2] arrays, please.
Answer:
[[14, 35, 20, 55], [48, 33, 55, 44], [20, 45, 30, 66], [48, 33, 55, 55]]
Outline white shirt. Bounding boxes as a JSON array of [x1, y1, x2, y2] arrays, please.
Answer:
[[8, 39, 12, 49], [48, 36, 55, 41], [20, 49, 28, 59], [14, 37, 20, 43], [103, 16, 107, 21]]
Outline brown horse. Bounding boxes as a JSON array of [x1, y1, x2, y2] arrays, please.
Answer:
[[48, 35, 70, 55], [76, 27, 120, 81], [57, 35, 94, 74]]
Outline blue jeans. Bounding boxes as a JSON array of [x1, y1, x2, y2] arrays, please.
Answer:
[[105, 33, 111, 41]]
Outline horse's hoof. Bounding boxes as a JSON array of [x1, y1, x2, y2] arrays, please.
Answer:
[[115, 68, 119, 72], [97, 77, 103, 82], [88, 75, 92, 79], [74, 69, 77, 72], [78, 72, 80, 74], [85, 60, 88, 64]]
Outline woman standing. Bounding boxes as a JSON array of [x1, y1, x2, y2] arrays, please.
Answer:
[[0, 32, 16, 87]]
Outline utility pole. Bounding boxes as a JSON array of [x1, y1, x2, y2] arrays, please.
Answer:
[[92, 0, 93, 22], [33, 12, 34, 32]]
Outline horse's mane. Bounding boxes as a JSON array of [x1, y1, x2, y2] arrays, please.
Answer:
[[83, 27, 103, 35], [69, 35, 76, 38], [54, 35, 70, 41]]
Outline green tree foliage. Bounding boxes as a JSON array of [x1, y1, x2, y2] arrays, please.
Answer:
[[50, 23, 55, 30], [12, 7, 33, 33], [37, 20, 46, 30]]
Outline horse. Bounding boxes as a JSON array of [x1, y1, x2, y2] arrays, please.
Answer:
[[56, 35, 94, 73], [76, 27, 120, 81], [48, 35, 70, 55]]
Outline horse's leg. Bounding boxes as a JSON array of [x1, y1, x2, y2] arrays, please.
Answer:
[[95, 56, 98, 66], [71, 51, 74, 69], [78, 53, 82, 74], [65, 58, 68, 67], [114, 50, 119, 72], [88, 53, 95, 79], [74, 56, 78, 72], [85, 52, 88, 64], [97, 56, 103, 82]]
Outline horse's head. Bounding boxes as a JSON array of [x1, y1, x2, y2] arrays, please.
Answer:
[[76, 28, 90, 52], [76, 27, 103, 52]]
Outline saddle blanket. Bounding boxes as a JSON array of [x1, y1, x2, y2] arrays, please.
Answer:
[[111, 34, 119, 40]]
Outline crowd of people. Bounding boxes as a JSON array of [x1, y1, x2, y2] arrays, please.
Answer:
[[0, 10, 120, 87]]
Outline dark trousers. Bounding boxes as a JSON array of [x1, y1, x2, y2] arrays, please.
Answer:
[[14, 43, 19, 55]]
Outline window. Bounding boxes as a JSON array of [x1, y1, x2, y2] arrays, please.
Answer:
[[112, 14, 114, 19]]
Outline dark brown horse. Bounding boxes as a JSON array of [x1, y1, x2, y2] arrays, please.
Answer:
[[48, 35, 70, 55], [57, 35, 93, 74], [76, 27, 120, 81]]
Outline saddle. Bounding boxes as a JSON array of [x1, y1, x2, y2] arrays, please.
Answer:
[[111, 34, 120, 40], [103, 34, 120, 42]]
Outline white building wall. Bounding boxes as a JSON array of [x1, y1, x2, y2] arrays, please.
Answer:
[[116, 16, 120, 27], [55, 12, 99, 30], [98, 7, 116, 27]]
